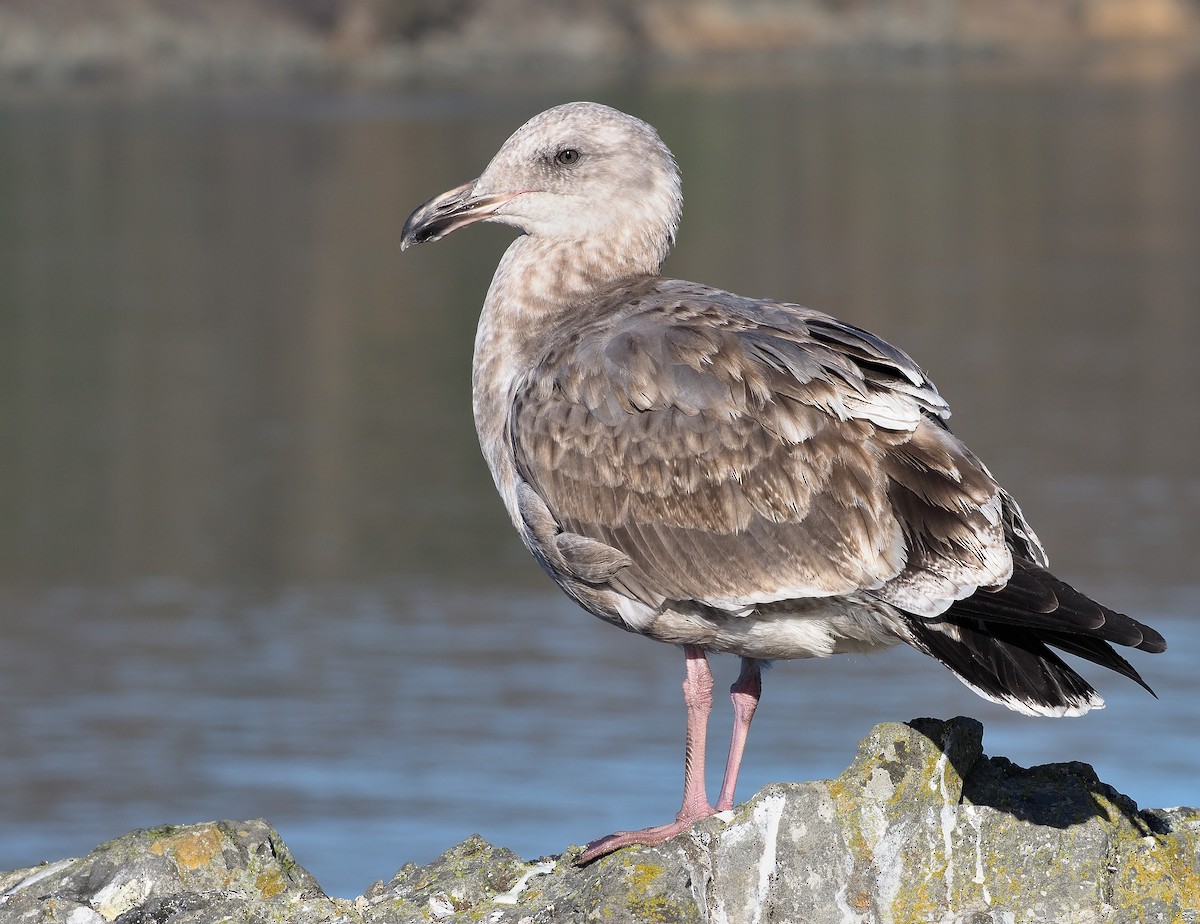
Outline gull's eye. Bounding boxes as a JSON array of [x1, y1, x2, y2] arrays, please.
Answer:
[[555, 148, 581, 166]]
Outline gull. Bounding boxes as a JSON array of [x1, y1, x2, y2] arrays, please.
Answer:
[[400, 101, 1165, 864]]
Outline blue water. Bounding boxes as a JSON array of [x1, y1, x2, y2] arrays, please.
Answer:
[[2, 579, 1194, 898], [1, 73, 1197, 898]]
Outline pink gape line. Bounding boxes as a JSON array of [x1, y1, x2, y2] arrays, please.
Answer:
[[578, 646, 763, 864]]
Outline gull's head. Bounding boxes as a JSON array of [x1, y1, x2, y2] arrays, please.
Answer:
[[401, 102, 682, 274]]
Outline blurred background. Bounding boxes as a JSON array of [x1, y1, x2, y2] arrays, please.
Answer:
[[1, 0, 1198, 901]]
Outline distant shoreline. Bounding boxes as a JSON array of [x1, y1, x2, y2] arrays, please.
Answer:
[[2, 0, 1198, 89]]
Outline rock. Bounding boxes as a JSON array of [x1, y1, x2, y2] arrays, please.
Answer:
[[0, 819, 349, 924], [3, 719, 1198, 924]]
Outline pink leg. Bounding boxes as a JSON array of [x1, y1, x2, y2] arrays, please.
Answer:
[[716, 658, 762, 811], [578, 645, 719, 864]]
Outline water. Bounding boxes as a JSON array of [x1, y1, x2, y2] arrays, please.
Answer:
[[1, 66, 1198, 899]]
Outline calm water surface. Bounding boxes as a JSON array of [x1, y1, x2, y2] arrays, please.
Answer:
[[1, 67, 1198, 898]]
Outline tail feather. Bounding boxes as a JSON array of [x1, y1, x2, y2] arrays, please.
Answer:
[[902, 615, 1104, 716], [951, 559, 1164, 650], [900, 557, 1165, 716], [1038, 630, 1155, 696]]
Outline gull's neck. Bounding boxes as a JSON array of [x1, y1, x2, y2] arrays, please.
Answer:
[[492, 229, 663, 316], [470, 231, 662, 507]]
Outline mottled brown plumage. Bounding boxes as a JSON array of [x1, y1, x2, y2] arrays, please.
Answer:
[[401, 101, 1165, 864]]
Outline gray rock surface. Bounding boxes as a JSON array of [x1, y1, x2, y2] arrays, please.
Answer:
[[4, 719, 1198, 924]]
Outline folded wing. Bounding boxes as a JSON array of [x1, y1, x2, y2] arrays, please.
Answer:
[[510, 279, 1012, 618]]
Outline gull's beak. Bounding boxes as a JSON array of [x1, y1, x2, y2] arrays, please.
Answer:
[[400, 180, 521, 250]]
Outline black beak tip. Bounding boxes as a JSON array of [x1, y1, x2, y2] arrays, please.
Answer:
[[401, 180, 481, 252], [399, 225, 424, 251], [401, 215, 439, 251]]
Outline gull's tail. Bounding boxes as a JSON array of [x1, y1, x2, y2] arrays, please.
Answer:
[[900, 558, 1166, 717]]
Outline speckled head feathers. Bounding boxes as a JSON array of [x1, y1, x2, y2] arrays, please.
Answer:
[[402, 102, 682, 275]]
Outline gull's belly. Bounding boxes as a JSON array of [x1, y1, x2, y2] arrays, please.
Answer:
[[611, 593, 905, 660]]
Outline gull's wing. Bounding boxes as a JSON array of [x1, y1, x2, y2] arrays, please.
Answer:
[[509, 279, 1013, 618]]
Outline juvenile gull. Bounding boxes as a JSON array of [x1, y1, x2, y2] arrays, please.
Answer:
[[401, 102, 1166, 863]]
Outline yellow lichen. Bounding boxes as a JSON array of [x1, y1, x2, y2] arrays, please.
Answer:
[[891, 874, 943, 923], [256, 870, 286, 899], [627, 862, 664, 892], [148, 826, 224, 871], [606, 859, 695, 924], [1112, 831, 1200, 920]]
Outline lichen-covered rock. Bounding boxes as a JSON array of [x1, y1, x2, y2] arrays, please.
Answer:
[[3, 720, 1198, 924], [359, 833, 532, 921], [687, 718, 1200, 923], [0, 819, 348, 924]]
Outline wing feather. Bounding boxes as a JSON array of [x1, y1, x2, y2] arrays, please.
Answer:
[[509, 280, 1008, 616]]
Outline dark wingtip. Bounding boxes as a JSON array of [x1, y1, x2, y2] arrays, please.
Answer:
[[1135, 624, 1168, 654], [930, 560, 1167, 708]]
